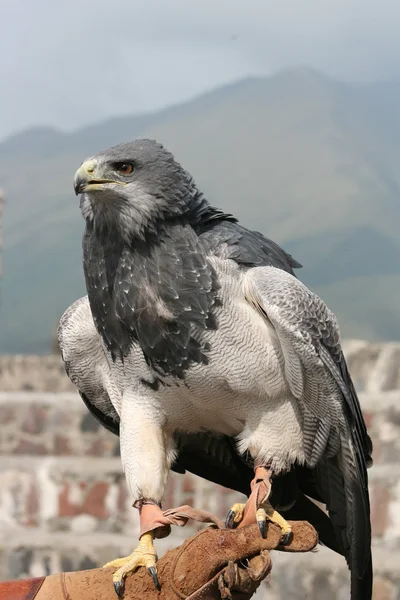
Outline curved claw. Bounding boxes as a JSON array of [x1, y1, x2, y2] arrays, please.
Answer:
[[256, 507, 267, 538], [225, 509, 236, 529], [233, 466, 292, 543], [113, 580, 124, 598], [104, 531, 159, 596], [148, 566, 161, 591], [258, 500, 292, 544], [281, 531, 293, 545], [257, 518, 267, 538], [225, 503, 246, 529]]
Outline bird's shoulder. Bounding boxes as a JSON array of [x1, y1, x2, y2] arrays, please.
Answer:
[[243, 266, 341, 356], [197, 219, 301, 274]]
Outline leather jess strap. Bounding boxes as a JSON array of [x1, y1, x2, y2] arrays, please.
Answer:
[[0, 576, 45, 600], [139, 503, 226, 538]]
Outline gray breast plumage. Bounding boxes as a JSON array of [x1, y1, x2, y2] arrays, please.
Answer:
[[59, 258, 315, 472]]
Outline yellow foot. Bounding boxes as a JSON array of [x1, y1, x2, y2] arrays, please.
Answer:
[[103, 532, 160, 596], [256, 499, 292, 544], [225, 503, 246, 528]]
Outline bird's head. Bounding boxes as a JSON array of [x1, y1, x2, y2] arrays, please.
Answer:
[[74, 139, 201, 241]]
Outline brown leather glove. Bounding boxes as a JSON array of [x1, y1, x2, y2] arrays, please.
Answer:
[[0, 521, 317, 600]]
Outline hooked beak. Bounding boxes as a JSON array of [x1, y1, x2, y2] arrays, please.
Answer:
[[73, 160, 123, 195]]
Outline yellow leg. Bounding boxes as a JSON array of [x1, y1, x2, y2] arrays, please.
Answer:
[[103, 531, 159, 596], [225, 502, 246, 528], [257, 499, 292, 544]]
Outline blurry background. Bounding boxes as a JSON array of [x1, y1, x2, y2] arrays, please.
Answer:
[[0, 1, 400, 598]]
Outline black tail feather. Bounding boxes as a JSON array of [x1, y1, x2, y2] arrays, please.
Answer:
[[351, 550, 373, 600]]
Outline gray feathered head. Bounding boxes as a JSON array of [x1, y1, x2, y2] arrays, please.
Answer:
[[74, 139, 203, 241]]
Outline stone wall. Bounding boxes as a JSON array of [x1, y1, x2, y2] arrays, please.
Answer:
[[0, 356, 74, 392], [0, 344, 400, 598]]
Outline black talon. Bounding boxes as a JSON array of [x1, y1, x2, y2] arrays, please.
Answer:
[[114, 580, 124, 598], [282, 531, 293, 545], [225, 509, 236, 529], [149, 566, 161, 591], [257, 519, 267, 538]]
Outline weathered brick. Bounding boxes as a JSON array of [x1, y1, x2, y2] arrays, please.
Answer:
[[0, 405, 15, 425], [117, 482, 128, 514], [183, 476, 195, 494], [0, 431, 17, 454], [24, 482, 39, 527], [48, 409, 73, 428], [82, 482, 109, 519], [86, 438, 116, 457], [21, 405, 47, 435], [0, 356, 74, 392], [81, 413, 100, 432], [373, 577, 395, 600], [70, 514, 98, 534], [58, 483, 80, 517], [53, 434, 72, 455], [362, 410, 374, 430], [371, 482, 390, 537], [13, 439, 48, 455], [57, 478, 112, 521]]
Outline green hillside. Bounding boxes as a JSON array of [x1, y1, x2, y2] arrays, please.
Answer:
[[1, 67, 400, 353]]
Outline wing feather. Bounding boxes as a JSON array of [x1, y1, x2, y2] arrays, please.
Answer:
[[243, 266, 372, 599]]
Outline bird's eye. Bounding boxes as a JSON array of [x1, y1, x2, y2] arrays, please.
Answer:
[[114, 162, 134, 175]]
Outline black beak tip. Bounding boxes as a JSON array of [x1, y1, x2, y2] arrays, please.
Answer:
[[74, 179, 85, 196]]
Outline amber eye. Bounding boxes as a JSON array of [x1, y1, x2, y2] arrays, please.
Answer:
[[114, 162, 134, 175]]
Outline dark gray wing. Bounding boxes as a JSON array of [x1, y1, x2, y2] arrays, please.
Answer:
[[198, 220, 302, 273], [244, 265, 372, 600]]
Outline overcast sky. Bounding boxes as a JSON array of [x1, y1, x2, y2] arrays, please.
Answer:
[[1, 0, 400, 142]]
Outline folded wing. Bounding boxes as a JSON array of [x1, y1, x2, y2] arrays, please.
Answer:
[[243, 266, 372, 599]]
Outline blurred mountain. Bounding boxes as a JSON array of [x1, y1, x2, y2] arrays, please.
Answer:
[[1, 67, 400, 353]]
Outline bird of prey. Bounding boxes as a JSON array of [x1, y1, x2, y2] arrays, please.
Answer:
[[59, 139, 373, 598]]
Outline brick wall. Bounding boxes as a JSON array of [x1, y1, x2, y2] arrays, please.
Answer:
[[1, 343, 400, 598]]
